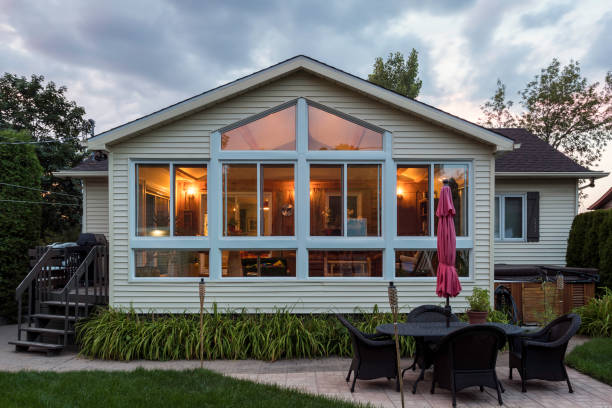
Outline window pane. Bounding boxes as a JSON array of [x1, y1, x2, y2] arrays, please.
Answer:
[[504, 197, 523, 238], [135, 250, 209, 277], [395, 250, 469, 278], [347, 164, 381, 236], [310, 165, 343, 236], [222, 250, 296, 277], [136, 164, 170, 237], [174, 165, 207, 236], [261, 165, 294, 236], [494, 196, 500, 239], [308, 105, 382, 150], [397, 166, 429, 236], [308, 251, 383, 277], [223, 164, 257, 236], [434, 164, 468, 236], [221, 105, 296, 150]]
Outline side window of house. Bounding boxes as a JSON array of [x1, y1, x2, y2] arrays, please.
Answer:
[[495, 194, 525, 241]]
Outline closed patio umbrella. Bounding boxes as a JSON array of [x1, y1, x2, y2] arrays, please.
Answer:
[[436, 179, 462, 326]]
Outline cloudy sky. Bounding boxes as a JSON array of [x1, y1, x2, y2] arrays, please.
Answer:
[[1, 0, 611, 208]]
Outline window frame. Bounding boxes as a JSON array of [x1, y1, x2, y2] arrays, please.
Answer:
[[494, 193, 527, 242], [128, 98, 474, 282]]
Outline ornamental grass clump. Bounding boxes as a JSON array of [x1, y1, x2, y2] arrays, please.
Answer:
[[76, 304, 415, 361], [573, 288, 612, 337]]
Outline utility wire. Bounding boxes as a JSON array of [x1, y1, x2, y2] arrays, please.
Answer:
[[0, 199, 81, 206], [0, 140, 57, 145], [0, 182, 81, 199]]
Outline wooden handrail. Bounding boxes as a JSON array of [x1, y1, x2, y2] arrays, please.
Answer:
[[59, 246, 98, 296], [15, 248, 56, 299]]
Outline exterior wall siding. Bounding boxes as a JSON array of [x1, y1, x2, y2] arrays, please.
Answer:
[[108, 71, 495, 313], [494, 178, 577, 266], [83, 178, 109, 236]]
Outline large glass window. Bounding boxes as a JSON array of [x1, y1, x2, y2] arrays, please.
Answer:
[[222, 250, 296, 277], [434, 164, 468, 236], [174, 165, 207, 236], [261, 165, 294, 236], [310, 164, 382, 237], [308, 105, 382, 150], [221, 105, 296, 150], [395, 250, 469, 278], [397, 165, 429, 236], [223, 164, 257, 236], [135, 250, 209, 277], [223, 163, 295, 236], [137, 164, 170, 237], [495, 195, 525, 240], [308, 250, 383, 277]]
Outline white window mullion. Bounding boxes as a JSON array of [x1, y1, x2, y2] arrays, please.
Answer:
[[169, 162, 175, 237], [429, 164, 434, 236], [343, 163, 348, 237], [296, 98, 309, 280], [257, 162, 261, 237], [208, 134, 222, 280], [383, 132, 395, 281]]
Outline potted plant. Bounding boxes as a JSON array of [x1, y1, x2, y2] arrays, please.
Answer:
[[466, 287, 490, 324]]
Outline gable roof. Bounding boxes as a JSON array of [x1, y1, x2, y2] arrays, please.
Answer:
[[493, 128, 608, 179], [53, 154, 108, 178], [588, 187, 612, 210], [87, 55, 515, 151]]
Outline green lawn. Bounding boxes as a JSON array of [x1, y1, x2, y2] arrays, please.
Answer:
[[0, 368, 368, 408], [566, 337, 612, 385]]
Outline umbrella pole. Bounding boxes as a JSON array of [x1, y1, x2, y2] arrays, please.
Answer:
[[388, 282, 405, 408], [445, 295, 451, 328]]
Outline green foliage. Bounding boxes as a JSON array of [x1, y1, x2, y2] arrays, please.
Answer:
[[537, 282, 560, 326], [486, 309, 510, 324], [573, 288, 612, 337], [0, 73, 91, 242], [479, 59, 612, 168], [566, 209, 612, 292], [0, 368, 370, 408], [0, 129, 43, 321], [77, 306, 415, 362], [566, 338, 612, 385], [466, 288, 490, 312], [368, 50, 422, 98]]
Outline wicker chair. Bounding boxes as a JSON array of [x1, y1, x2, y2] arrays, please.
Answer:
[[336, 314, 399, 392], [403, 305, 460, 392], [509, 313, 581, 393], [431, 325, 507, 407]]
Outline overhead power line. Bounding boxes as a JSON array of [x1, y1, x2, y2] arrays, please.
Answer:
[[0, 140, 57, 145], [0, 199, 81, 206], [0, 182, 81, 199]]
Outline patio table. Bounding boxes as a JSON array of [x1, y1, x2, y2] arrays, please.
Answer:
[[376, 322, 526, 393]]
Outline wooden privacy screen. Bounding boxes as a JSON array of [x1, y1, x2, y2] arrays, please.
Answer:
[[494, 282, 595, 325]]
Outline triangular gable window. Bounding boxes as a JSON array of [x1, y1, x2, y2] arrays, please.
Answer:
[[308, 104, 382, 151], [221, 104, 296, 150]]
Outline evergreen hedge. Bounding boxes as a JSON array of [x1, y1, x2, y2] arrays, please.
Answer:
[[0, 130, 43, 321], [566, 209, 612, 291]]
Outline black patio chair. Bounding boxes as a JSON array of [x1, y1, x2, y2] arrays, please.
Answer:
[[403, 305, 459, 376], [336, 314, 399, 392], [431, 325, 507, 407], [494, 285, 519, 325], [509, 313, 581, 393]]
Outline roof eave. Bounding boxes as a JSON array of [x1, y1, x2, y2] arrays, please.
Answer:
[[53, 170, 108, 178], [86, 56, 515, 152], [495, 171, 609, 179]]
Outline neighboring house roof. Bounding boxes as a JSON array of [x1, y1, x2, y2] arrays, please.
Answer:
[[587, 187, 612, 210], [53, 154, 108, 178], [492, 128, 608, 179], [87, 55, 515, 152]]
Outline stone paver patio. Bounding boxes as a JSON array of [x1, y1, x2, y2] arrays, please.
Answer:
[[1, 324, 610, 407]]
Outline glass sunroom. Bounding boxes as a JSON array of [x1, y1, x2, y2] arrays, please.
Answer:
[[130, 98, 471, 281]]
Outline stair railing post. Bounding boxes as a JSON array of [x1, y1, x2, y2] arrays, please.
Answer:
[[64, 289, 69, 347], [17, 295, 22, 341]]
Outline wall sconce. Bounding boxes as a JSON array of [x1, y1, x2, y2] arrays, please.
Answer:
[[263, 200, 270, 211], [187, 186, 197, 196], [396, 186, 403, 200]]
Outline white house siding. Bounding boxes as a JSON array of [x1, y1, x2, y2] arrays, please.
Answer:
[[494, 178, 578, 266], [83, 178, 109, 236], [107, 70, 496, 313]]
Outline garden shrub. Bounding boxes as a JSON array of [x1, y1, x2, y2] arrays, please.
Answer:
[[0, 130, 43, 321], [566, 209, 612, 292], [573, 288, 612, 337], [77, 305, 416, 361]]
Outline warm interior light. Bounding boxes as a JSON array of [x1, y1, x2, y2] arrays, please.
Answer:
[[150, 229, 166, 237], [187, 186, 197, 196], [263, 200, 270, 211], [396, 186, 403, 199]]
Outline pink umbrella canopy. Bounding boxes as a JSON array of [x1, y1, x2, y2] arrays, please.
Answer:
[[436, 181, 462, 298]]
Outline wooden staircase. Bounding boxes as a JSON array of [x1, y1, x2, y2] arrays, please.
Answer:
[[9, 242, 108, 355]]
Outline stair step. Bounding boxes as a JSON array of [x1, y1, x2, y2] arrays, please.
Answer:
[[21, 327, 74, 335], [41, 301, 95, 308], [31, 313, 77, 321], [9, 340, 64, 351]]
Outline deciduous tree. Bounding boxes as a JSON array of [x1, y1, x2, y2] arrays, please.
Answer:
[[368, 50, 422, 99]]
